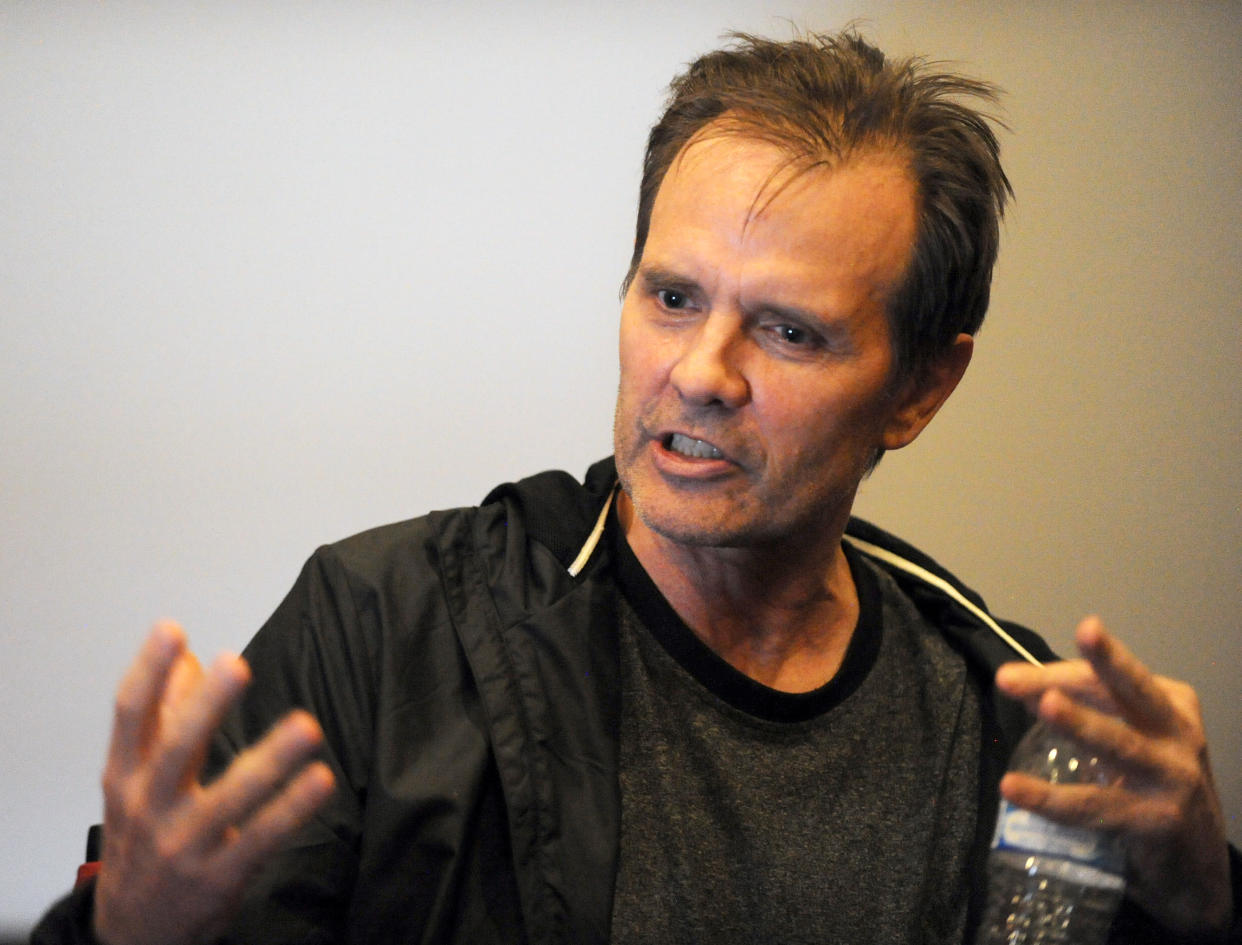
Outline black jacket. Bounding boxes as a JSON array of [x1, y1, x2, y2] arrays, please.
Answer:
[[32, 459, 1240, 944]]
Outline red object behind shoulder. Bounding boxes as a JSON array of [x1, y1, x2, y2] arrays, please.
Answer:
[[75, 860, 101, 888]]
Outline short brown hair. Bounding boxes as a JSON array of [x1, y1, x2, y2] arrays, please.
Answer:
[[624, 30, 1012, 382]]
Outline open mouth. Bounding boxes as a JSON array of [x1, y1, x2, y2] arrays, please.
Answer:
[[664, 432, 723, 460]]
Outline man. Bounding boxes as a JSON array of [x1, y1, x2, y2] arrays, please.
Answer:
[[34, 30, 1237, 945]]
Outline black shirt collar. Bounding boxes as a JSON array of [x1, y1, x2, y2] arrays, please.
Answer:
[[610, 508, 883, 724]]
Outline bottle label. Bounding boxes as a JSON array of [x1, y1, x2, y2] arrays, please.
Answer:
[[991, 800, 1125, 873]]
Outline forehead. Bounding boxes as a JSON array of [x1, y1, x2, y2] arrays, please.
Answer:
[[645, 130, 918, 308]]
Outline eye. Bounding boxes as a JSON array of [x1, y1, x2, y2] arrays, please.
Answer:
[[656, 289, 689, 310], [773, 324, 810, 346]]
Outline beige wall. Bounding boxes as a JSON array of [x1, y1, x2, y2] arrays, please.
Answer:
[[855, 0, 1242, 858], [2, 0, 1238, 931]]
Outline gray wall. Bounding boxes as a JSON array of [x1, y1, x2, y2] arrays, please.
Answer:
[[3, 0, 1239, 932]]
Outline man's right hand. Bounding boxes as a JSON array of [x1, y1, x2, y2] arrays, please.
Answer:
[[93, 622, 336, 945]]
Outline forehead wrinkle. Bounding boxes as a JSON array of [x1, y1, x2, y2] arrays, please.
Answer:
[[676, 126, 803, 240], [649, 140, 766, 285], [741, 157, 804, 243], [666, 133, 802, 263], [750, 174, 918, 333], [680, 113, 905, 219], [675, 123, 779, 232], [652, 132, 916, 323], [750, 153, 919, 313], [747, 141, 913, 219]]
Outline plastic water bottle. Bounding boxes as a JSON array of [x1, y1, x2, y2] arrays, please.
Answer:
[[975, 720, 1125, 944]]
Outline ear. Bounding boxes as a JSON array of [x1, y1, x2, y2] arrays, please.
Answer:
[[881, 333, 974, 451]]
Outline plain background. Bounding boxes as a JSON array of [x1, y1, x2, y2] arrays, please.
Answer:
[[3, 0, 1239, 934]]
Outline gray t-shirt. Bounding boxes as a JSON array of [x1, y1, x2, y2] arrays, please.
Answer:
[[609, 540, 983, 944]]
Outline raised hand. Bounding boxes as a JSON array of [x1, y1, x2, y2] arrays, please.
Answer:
[[995, 616, 1232, 935], [93, 622, 336, 945]]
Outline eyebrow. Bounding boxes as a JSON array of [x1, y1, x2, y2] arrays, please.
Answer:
[[637, 265, 701, 295]]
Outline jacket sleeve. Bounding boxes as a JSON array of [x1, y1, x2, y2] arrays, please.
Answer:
[[204, 543, 381, 944], [1108, 842, 1242, 945], [28, 882, 103, 945]]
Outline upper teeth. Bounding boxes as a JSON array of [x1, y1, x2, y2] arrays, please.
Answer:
[[669, 433, 722, 459]]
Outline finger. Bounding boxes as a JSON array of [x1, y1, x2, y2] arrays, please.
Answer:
[[160, 651, 209, 789], [145, 652, 251, 805], [213, 760, 336, 877], [1000, 772, 1179, 835], [1076, 618, 1177, 732], [995, 659, 1118, 715], [193, 710, 328, 844], [106, 622, 189, 777], [1036, 689, 1170, 785], [162, 650, 206, 715]]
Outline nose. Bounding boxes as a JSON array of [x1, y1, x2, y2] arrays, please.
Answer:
[[669, 315, 750, 408]]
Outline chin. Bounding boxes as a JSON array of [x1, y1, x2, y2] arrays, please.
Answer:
[[632, 493, 776, 549]]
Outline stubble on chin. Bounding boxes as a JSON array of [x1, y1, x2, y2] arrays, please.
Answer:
[[619, 465, 775, 550], [613, 399, 785, 549]]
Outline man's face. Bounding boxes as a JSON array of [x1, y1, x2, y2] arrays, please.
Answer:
[[613, 131, 926, 550]]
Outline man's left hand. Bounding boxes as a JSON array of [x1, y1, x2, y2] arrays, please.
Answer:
[[995, 616, 1233, 935]]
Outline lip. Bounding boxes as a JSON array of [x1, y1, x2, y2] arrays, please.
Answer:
[[649, 429, 737, 479]]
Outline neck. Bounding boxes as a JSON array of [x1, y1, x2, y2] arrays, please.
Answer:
[[618, 491, 860, 693]]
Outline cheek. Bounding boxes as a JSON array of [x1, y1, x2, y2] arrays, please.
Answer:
[[617, 319, 663, 398], [760, 386, 879, 467], [614, 314, 648, 439], [616, 339, 639, 409], [617, 304, 639, 372]]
